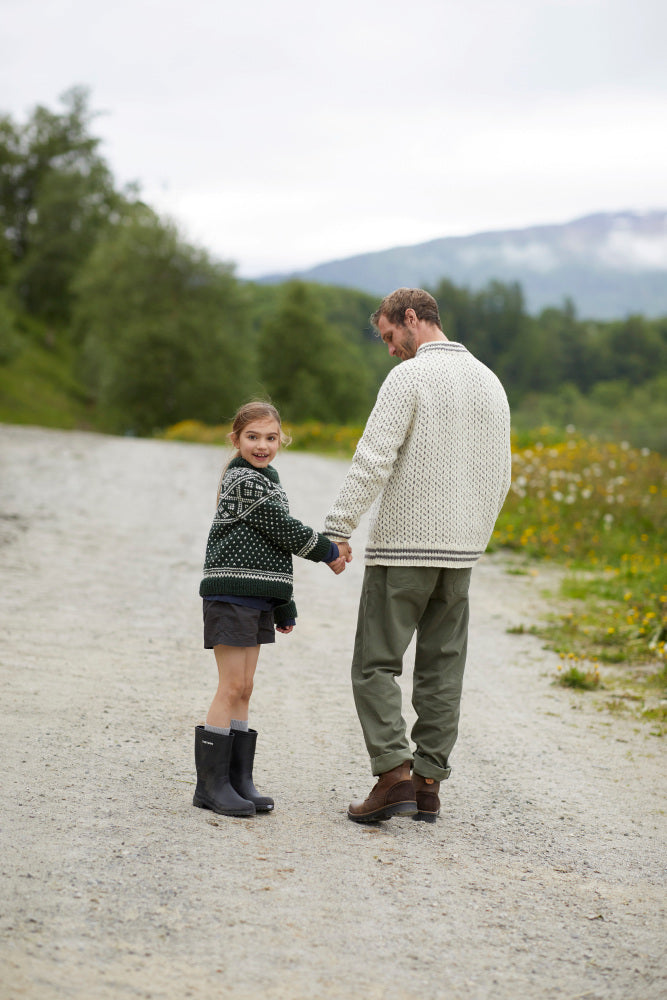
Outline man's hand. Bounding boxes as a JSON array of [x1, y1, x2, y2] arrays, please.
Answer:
[[276, 624, 294, 634], [337, 541, 353, 563]]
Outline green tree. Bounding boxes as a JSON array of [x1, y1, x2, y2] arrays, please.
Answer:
[[475, 280, 527, 373], [429, 278, 476, 346], [73, 208, 254, 433], [0, 86, 124, 322], [604, 315, 667, 384], [309, 283, 391, 383], [430, 278, 529, 380], [0, 292, 21, 363], [257, 281, 373, 423]]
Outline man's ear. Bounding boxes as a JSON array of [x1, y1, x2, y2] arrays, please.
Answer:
[[404, 307, 417, 327]]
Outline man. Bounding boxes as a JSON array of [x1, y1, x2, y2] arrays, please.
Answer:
[[325, 288, 511, 823]]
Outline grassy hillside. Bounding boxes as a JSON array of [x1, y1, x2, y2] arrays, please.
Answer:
[[0, 340, 96, 430]]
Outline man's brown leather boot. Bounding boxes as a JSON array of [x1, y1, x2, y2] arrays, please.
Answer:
[[347, 762, 417, 823], [412, 773, 441, 822]]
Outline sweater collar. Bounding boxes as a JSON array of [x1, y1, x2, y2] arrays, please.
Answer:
[[416, 341, 467, 354], [228, 456, 280, 483]]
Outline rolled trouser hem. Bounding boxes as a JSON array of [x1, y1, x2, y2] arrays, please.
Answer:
[[413, 754, 452, 782], [370, 750, 413, 777]]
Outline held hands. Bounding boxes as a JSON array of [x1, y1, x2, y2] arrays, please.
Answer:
[[327, 556, 347, 575], [326, 540, 353, 575]]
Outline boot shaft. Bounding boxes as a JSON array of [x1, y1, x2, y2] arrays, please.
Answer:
[[194, 724, 233, 770], [229, 727, 258, 780], [228, 728, 274, 813], [412, 772, 441, 820], [193, 726, 255, 817]]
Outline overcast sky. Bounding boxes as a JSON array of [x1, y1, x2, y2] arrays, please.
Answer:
[[2, 0, 666, 276]]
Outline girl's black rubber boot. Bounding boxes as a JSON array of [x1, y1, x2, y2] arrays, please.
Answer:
[[229, 728, 274, 812], [193, 726, 255, 817]]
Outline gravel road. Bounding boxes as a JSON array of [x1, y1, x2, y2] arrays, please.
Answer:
[[0, 424, 665, 1000]]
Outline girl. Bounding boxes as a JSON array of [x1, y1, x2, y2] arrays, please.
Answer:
[[193, 401, 346, 817]]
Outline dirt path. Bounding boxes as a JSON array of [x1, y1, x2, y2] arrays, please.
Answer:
[[0, 424, 665, 1000]]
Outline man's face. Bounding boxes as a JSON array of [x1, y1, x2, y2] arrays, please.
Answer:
[[377, 314, 417, 361]]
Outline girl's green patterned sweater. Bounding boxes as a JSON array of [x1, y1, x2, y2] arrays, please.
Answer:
[[200, 457, 332, 624]]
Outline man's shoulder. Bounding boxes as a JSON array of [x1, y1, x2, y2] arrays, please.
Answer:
[[380, 358, 420, 389]]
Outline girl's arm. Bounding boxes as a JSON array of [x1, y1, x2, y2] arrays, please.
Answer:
[[274, 598, 297, 629], [243, 495, 332, 562]]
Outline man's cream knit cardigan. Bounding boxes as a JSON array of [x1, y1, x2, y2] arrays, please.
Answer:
[[324, 341, 511, 568]]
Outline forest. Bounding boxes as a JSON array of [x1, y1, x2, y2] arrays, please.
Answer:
[[1, 88, 666, 451]]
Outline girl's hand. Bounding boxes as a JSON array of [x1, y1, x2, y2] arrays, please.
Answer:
[[327, 556, 347, 575], [276, 625, 294, 634]]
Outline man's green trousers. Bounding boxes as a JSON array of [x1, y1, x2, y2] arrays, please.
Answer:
[[351, 564, 472, 781]]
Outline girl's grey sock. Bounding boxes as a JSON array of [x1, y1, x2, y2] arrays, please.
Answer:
[[205, 723, 230, 736], [230, 719, 249, 732]]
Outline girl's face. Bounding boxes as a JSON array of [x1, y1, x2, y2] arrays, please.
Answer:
[[232, 417, 281, 469]]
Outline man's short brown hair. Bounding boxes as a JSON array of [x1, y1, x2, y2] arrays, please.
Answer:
[[371, 288, 442, 331]]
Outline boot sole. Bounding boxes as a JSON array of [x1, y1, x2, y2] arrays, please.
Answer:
[[347, 800, 418, 823], [413, 809, 439, 823], [193, 793, 255, 817]]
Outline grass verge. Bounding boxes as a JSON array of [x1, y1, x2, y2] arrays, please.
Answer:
[[493, 427, 666, 730]]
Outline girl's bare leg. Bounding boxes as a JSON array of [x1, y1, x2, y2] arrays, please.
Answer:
[[206, 644, 261, 728]]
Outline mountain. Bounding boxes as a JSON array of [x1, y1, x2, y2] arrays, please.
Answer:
[[260, 211, 667, 319]]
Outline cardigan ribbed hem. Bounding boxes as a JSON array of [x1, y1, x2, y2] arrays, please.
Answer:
[[364, 545, 484, 568]]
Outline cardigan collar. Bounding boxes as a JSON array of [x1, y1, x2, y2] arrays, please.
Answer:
[[416, 341, 467, 354], [228, 455, 280, 483]]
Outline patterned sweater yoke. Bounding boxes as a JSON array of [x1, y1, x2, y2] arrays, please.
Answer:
[[324, 341, 512, 568], [200, 457, 332, 623]]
